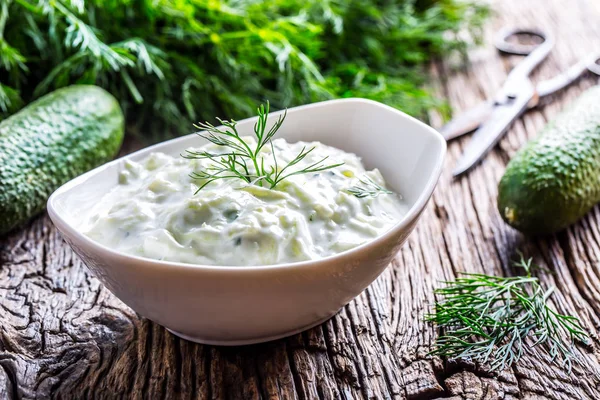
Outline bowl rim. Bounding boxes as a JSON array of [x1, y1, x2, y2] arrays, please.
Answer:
[[47, 97, 446, 273]]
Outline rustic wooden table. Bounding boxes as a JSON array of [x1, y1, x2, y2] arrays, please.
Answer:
[[2, 0, 600, 398]]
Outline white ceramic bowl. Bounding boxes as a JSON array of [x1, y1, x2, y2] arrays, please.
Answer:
[[48, 99, 445, 345]]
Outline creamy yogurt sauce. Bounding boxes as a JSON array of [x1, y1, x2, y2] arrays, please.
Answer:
[[83, 138, 407, 266]]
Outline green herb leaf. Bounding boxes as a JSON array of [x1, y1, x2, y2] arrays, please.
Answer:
[[346, 176, 393, 198], [184, 101, 342, 192], [427, 255, 592, 373], [1, 0, 488, 133]]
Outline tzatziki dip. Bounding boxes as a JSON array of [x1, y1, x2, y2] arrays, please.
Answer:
[[83, 137, 406, 266]]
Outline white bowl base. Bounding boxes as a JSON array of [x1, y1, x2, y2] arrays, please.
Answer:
[[165, 312, 338, 346]]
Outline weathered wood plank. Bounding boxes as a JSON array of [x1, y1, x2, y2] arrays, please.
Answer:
[[1, 0, 600, 398]]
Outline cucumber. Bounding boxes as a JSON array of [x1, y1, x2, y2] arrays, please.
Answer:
[[497, 86, 600, 235], [0, 85, 124, 235]]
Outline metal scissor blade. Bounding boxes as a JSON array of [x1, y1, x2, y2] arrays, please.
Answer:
[[440, 101, 494, 140], [452, 92, 532, 177]]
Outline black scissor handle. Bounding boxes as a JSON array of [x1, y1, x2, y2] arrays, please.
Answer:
[[493, 27, 555, 84]]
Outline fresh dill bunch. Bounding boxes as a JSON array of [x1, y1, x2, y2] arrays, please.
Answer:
[[346, 176, 393, 198], [0, 0, 488, 138], [427, 256, 591, 372], [183, 102, 343, 192]]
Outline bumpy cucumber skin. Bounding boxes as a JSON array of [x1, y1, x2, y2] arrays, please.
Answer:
[[0, 85, 124, 235], [498, 86, 600, 235]]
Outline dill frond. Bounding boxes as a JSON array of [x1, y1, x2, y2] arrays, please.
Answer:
[[346, 176, 393, 198], [0, 0, 488, 133], [427, 256, 592, 373], [184, 101, 343, 191]]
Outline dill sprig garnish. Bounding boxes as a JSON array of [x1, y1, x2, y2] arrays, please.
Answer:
[[427, 256, 591, 372], [183, 102, 343, 192], [346, 176, 393, 198]]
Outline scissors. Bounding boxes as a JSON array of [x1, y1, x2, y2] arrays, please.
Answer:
[[442, 27, 600, 177]]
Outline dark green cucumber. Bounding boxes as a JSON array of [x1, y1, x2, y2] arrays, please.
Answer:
[[498, 86, 600, 235], [0, 85, 124, 235]]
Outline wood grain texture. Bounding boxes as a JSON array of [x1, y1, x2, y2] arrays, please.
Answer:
[[2, 0, 600, 398]]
